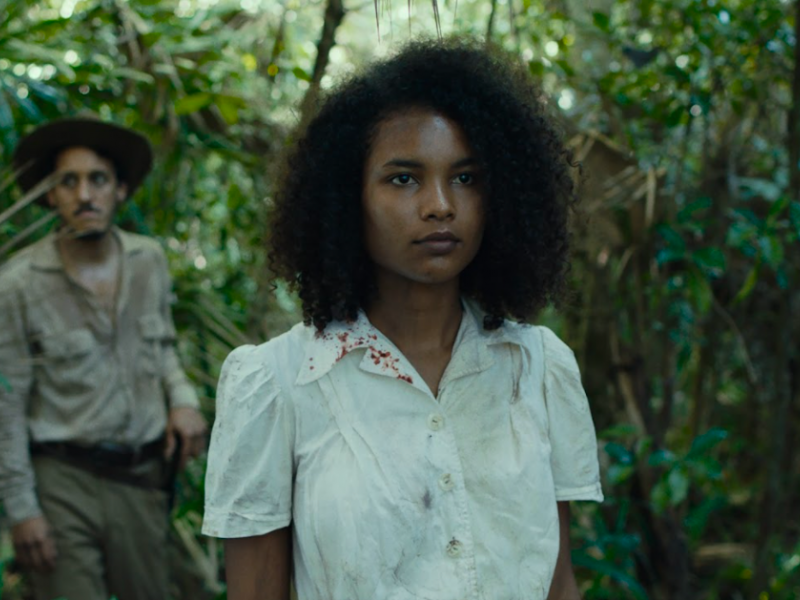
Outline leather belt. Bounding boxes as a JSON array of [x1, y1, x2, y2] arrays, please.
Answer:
[[30, 436, 164, 469]]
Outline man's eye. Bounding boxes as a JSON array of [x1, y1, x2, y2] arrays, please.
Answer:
[[60, 174, 77, 188], [90, 172, 109, 185], [454, 173, 474, 185], [389, 174, 415, 186]]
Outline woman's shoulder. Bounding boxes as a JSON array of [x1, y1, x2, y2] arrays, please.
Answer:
[[219, 321, 315, 391], [485, 313, 578, 374]]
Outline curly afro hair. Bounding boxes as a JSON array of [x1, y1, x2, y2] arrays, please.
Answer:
[[269, 36, 577, 331]]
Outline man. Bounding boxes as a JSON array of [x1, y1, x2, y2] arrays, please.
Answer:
[[0, 115, 207, 600]]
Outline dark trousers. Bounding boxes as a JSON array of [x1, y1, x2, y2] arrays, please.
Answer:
[[29, 456, 169, 600]]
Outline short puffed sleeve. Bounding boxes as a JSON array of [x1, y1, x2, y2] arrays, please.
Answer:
[[202, 344, 295, 538], [539, 326, 604, 502]]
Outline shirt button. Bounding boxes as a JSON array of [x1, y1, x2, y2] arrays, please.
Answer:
[[446, 539, 463, 558], [427, 414, 444, 431], [438, 473, 454, 492]]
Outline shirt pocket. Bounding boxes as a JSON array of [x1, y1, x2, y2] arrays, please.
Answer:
[[137, 314, 174, 376], [39, 328, 98, 387]]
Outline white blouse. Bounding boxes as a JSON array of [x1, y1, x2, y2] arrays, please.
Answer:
[[203, 301, 603, 600]]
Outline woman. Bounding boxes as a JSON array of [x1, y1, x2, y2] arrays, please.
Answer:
[[203, 38, 603, 600]]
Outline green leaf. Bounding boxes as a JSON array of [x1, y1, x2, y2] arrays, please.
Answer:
[[739, 177, 783, 202], [571, 554, 648, 600], [12, 89, 44, 122], [685, 495, 726, 541], [656, 223, 686, 251], [605, 442, 634, 465], [732, 265, 759, 305], [667, 468, 689, 505], [592, 11, 610, 32], [175, 92, 214, 116], [24, 78, 65, 105], [608, 464, 636, 485], [651, 479, 670, 513], [766, 194, 790, 220], [215, 94, 245, 125], [665, 64, 691, 84], [529, 60, 545, 77], [685, 267, 713, 314], [599, 423, 639, 440], [691, 247, 726, 278], [292, 66, 312, 82], [758, 234, 784, 269], [0, 89, 15, 133], [656, 247, 686, 266], [665, 105, 685, 128], [789, 202, 800, 239], [4, 39, 76, 79], [648, 448, 676, 467], [555, 59, 575, 77], [687, 428, 728, 458], [726, 220, 757, 254], [677, 197, 712, 223], [111, 67, 155, 84]]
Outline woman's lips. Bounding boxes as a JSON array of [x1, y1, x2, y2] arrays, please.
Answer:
[[415, 231, 460, 254]]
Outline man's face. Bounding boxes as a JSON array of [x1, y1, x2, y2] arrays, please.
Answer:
[[46, 146, 127, 239]]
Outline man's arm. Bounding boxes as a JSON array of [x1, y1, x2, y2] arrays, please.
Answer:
[[0, 277, 57, 571], [225, 527, 292, 600], [153, 248, 207, 468], [547, 501, 582, 600]]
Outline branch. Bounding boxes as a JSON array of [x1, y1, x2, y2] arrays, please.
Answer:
[[789, 0, 800, 202], [486, 0, 498, 40], [299, 0, 346, 123]]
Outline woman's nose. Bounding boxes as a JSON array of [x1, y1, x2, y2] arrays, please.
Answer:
[[421, 180, 455, 221]]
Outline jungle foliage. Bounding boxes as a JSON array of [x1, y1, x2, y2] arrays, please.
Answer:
[[0, 0, 799, 599]]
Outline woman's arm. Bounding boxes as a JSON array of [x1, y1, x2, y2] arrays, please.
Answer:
[[225, 526, 292, 600], [546, 502, 582, 600]]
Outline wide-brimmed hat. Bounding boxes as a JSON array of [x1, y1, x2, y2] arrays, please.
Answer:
[[12, 114, 153, 198]]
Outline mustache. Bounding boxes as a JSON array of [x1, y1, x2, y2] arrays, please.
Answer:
[[74, 205, 100, 216]]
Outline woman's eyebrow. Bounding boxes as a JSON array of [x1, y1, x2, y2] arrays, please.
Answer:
[[380, 157, 478, 169], [451, 157, 478, 168], [381, 158, 423, 169]]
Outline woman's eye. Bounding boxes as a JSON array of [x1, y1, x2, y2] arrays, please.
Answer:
[[454, 173, 474, 185], [390, 174, 414, 186]]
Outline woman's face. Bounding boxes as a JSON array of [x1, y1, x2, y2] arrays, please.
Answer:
[[361, 108, 486, 289]]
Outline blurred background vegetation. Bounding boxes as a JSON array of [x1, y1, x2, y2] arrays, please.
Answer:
[[0, 0, 798, 598]]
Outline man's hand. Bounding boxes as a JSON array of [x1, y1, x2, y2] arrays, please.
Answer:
[[12, 515, 57, 572], [165, 406, 208, 470]]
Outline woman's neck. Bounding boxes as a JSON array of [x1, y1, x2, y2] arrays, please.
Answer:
[[365, 277, 463, 355]]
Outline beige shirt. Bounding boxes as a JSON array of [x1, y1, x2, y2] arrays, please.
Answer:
[[0, 228, 199, 525], [203, 300, 602, 600]]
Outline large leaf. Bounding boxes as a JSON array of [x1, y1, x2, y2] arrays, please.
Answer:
[[691, 247, 726, 278], [687, 428, 728, 458], [215, 94, 246, 125], [592, 12, 610, 32], [571, 553, 649, 600], [175, 92, 213, 115]]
